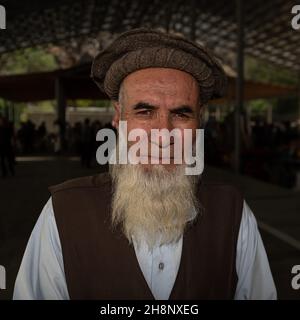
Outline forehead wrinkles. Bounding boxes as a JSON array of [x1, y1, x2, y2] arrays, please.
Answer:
[[124, 76, 197, 101]]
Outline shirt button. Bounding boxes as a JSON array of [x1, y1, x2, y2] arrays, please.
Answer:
[[158, 262, 164, 270]]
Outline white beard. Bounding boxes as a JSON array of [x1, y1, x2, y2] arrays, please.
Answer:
[[109, 163, 201, 250]]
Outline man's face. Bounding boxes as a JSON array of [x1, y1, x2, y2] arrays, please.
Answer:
[[113, 68, 201, 171]]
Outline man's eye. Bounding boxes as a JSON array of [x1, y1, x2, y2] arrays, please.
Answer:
[[174, 113, 189, 118], [137, 110, 152, 116]]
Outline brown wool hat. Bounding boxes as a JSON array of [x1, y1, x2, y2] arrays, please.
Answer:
[[91, 28, 227, 104]]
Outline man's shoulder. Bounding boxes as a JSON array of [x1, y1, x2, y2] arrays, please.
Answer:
[[49, 171, 111, 195]]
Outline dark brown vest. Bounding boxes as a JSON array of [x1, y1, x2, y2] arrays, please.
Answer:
[[49, 172, 243, 300]]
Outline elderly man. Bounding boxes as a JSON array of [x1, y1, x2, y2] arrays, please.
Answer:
[[13, 28, 276, 300]]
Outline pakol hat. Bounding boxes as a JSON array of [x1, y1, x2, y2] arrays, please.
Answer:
[[91, 28, 227, 104]]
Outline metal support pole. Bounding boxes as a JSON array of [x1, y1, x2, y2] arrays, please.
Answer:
[[298, 72, 300, 134], [11, 102, 15, 123], [55, 77, 66, 152], [235, 0, 244, 173], [164, 0, 172, 33], [3, 99, 9, 119], [190, 0, 196, 41]]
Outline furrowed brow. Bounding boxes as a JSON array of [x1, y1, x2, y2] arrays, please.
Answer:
[[170, 105, 194, 114], [132, 102, 158, 111]]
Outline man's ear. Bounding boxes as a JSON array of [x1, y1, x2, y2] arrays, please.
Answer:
[[112, 101, 121, 128]]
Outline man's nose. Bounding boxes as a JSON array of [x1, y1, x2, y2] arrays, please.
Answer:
[[150, 114, 175, 148], [153, 113, 174, 131]]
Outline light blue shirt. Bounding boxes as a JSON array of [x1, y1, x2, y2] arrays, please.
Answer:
[[13, 198, 277, 300]]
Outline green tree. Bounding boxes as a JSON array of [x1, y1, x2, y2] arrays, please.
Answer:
[[0, 47, 58, 75], [245, 56, 298, 86]]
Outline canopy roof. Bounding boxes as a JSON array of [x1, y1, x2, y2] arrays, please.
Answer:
[[0, 64, 296, 103], [0, 0, 299, 72]]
